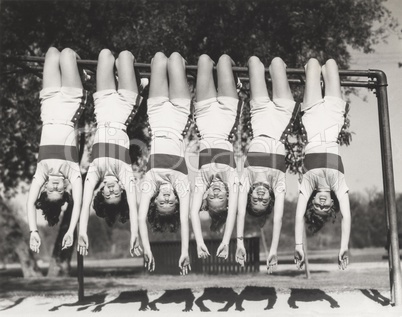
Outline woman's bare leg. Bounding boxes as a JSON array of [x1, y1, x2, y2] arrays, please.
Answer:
[[269, 57, 294, 101], [216, 54, 237, 99], [322, 59, 342, 99], [248, 56, 269, 100], [303, 58, 322, 106], [96, 49, 116, 92], [168, 52, 190, 100], [115, 50, 138, 93], [196, 54, 216, 102], [60, 48, 82, 89], [148, 52, 168, 99], [42, 47, 61, 89]]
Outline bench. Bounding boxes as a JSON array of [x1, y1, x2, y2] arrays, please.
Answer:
[[150, 237, 260, 274]]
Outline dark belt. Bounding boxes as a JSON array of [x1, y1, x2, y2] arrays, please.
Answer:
[[91, 143, 131, 164], [38, 145, 78, 163], [303, 153, 344, 174], [147, 153, 188, 175], [198, 148, 236, 169], [244, 152, 286, 173]]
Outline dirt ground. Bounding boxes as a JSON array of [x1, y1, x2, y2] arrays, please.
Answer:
[[2, 259, 402, 317]]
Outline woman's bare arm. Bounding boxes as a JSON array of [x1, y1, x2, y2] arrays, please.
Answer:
[[26, 178, 43, 232], [121, 170, 141, 256], [178, 181, 191, 274], [337, 191, 351, 269], [190, 186, 206, 246], [294, 192, 308, 269], [178, 182, 190, 255], [138, 191, 152, 252], [270, 191, 285, 256], [217, 171, 239, 258], [67, 177, 83, 233], [235, 178, 249, 266], [138, 189, 155, 271], [78, 179, 96, 234]]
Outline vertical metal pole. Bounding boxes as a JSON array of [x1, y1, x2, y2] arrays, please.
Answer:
[[77, 251, 84, 301], [303, 229, 311, 279], [371, 70, 402, 306], [76, 113, 86, 302]]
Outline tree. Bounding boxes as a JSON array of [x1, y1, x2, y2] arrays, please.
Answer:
[[0, 0, 398, 276], [0, 198, 42, 277]]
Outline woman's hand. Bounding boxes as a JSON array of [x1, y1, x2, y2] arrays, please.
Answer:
[[197, 243, 210, 259], [338, 248, 349, 270], [267, 253, 278, 274], [129, 234, 142, 257], [62, 230, 74, 250], [77, 233, 89, 256], [179, 253, 191, 276], [235, 245, 246, 267], [294, 244, 305, 270], [30, 231, 41, 253], [143, 249, 155, 272], [216, 243, 229, 260]]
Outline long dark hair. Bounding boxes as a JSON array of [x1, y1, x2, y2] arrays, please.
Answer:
[[208, 208, 228, 232], [148, 188, 180, 233], [246, 182, 275, 228], [93, 189, 129, 227], [304, 190, 340, 234], [35, 191, 72, 226]]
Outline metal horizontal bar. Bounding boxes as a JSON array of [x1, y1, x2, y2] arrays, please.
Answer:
[[8, 55, 373, 77], [4, 55, 379, 88], [236, 77, 374, 88]]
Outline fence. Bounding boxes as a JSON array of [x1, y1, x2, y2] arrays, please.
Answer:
[[150, 237, 260, 275]]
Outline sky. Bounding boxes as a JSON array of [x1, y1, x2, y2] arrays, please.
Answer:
[[285, 0, 402, 199]]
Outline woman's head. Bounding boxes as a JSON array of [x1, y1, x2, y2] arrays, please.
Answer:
[[93, 189, 129, 227], [100, 176, 124, 205], [304, 190, 340, 233], [35, 191, 72, 226], [43, 176, 67, 202], [201, 180, 229, 232], [153, 183, 179, 215], [206, 178, 229, 212], [148, 183, 180, 233], [246, 182, 275, 227]]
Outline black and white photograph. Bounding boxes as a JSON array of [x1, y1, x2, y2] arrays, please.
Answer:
[[1, 0, 402, 316]]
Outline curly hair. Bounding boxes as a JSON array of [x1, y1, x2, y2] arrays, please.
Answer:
[[35, 191, 72, 226], [304, 190, 340, 234], [93, 189, 129, 227], [246, 182, 275, 228], [147, 188, 180, 233], [207, 207, 228, 232]]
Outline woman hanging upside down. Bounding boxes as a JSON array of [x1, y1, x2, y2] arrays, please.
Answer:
[[236, 56, 298, 273], [190, 54, 240, 261], [294, 58, 351, 270], [77, 49, 141, 257], [138, 52, 191, 275], [27, 47, 86, 253]]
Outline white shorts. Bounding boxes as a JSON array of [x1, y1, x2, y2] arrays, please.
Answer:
[[40, 86, 85, 126], [147, 96, 191, 141], [302, 96, 346, 146], [93, 89, 139, 124], [250, 97, 295, 141], [194, 96, 239, 140]]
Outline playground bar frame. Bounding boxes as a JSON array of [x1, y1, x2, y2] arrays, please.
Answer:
[[7, 56, 402, 306]]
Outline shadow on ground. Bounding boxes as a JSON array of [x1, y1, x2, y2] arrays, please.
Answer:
[[0, 287, 389, 313]]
